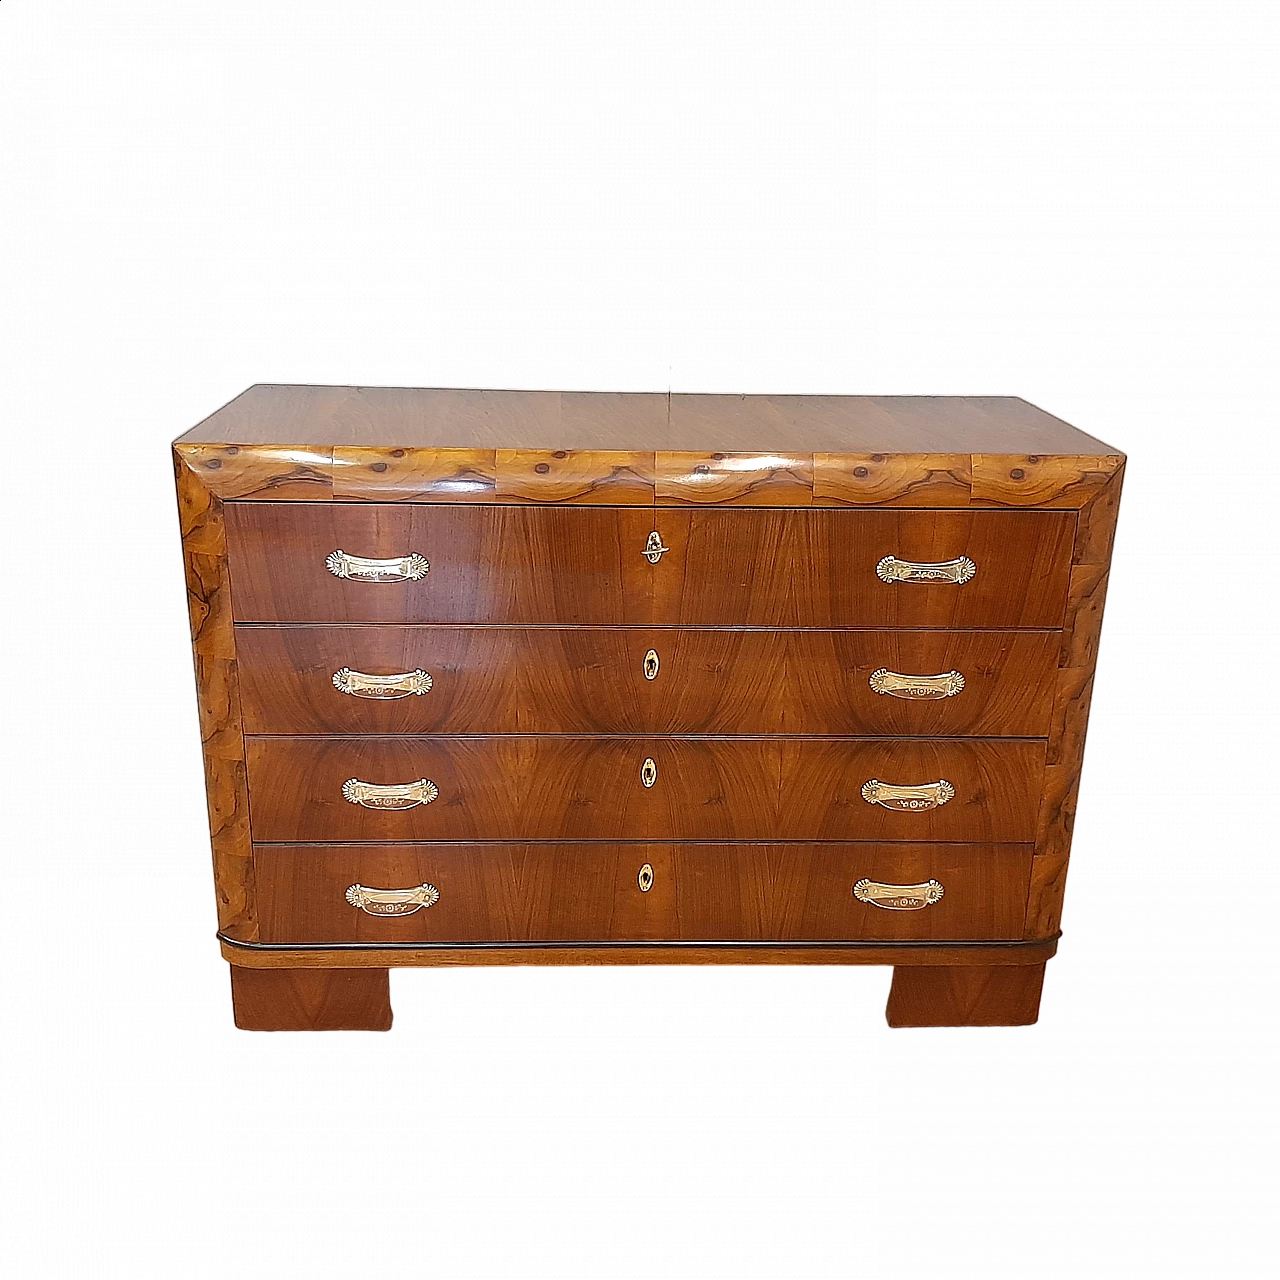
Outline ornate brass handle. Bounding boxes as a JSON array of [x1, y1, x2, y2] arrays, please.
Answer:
[[876, 554, 976, 585], [342, 777, 439, 810], [325, 549, 430, 582], [643, 649, 660, 680], [642, 531, 670, 563], [853, 878, 944, 911], [869, 668, 965, 700], [345, 883, 440, 916], [640, 757, 658, 788], [333, 667, 434, 699], [861, 779, 955, 811]]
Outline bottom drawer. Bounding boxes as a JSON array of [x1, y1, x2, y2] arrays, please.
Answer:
[[254, 843, 1033, 944]]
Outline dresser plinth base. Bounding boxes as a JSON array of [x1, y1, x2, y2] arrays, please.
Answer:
[[886, 962, 1046, 1027], [229, 965, 392, 1032]]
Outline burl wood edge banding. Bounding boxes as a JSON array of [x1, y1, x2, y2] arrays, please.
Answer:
[[174, 449, 258, 939], [175, 443, 1124, 510], [1025, 462, 1125, 939]]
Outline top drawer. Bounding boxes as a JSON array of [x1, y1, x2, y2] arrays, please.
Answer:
[[226, 504, 1075, 627]]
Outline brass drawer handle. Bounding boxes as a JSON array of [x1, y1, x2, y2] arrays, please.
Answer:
[[333, 667, 434, 699], [342, 777, 439, 810], [642, 531, 670, 563], [869, 668, 965, 700], [853, 878, 944, 911], [325, 549, 430, 582], [876, 554, 976, 585], [643, 649, 660, 680], [861, 779, 955, 811], [640, 757, 658, 788], [346, 883, 440, 916]]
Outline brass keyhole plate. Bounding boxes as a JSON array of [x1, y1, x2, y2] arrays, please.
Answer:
[[638, 863, 654, 892]]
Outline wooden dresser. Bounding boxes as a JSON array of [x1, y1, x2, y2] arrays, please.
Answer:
[[174, 387, 1123, 1030]]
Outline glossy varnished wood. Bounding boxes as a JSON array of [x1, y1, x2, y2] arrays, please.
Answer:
[[236, 625, 1061, 737], [650, 508, 1075, 628], [226, 502, 654, 624], [173, 450, 256, 938], [1025, 461, 1125, 937], [254, 843, 1034, 943], [175, 387, 1122, 1028], [226, 502, 1074, 627], [224, 938, 1059, 968], [180, 387, 1116, 455], [229, 965, 392, 1031], [885, 962, 1046, 1026], [244, 736, 1045, 843]]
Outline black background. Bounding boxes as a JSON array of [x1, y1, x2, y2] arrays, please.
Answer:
[[154, 366, 1136, 1044]]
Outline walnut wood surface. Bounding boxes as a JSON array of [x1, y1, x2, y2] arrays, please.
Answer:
[[226, 503, 654, 624], [649, 508, 1074, 627], [237, 625, 1060, 737], [1025, 462, 1125, 937], [179, 387, 1117, 455], [226, 503, 1073, 627], [229, 965, 392, 1030], [255, 843, 1033, 944], [224, 938, 1059, 968], [885, 962, 1046, 1026], [173, 450, 257, 938], [244, 736, 1045, 843], [175, 388, 1123, 1010]]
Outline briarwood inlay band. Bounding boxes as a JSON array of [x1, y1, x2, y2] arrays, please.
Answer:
[[175, 387, 1123, 1030]]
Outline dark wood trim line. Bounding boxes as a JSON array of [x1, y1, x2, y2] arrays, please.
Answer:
[[219, 932, 1060, 953]]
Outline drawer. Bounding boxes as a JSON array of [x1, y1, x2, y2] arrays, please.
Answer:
[[238, 625, 1061, 736], [254, 842, 1034, 943], [226, 503, 1074, 627], [245, 736, 1045, 843], [227, 503, 655, 625]]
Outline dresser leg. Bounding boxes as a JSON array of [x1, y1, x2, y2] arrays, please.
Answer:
[[229, 965, 393, 1031], [885, 963, 1045, 1027]]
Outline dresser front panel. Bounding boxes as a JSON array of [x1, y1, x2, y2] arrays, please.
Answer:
[[226, 502, 1074, 628], [245, 736, 1045, 843], [255, 842, 1034, 944], [237, 625, 1061, 737]]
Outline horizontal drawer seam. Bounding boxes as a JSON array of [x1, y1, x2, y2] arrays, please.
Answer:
[[243, 732, 1050, 743], [251, 838, 1035, 848], [234, 622, 1066, 633]]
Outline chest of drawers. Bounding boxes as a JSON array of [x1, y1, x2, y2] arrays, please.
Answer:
[[174, 387, 1123, 1030]]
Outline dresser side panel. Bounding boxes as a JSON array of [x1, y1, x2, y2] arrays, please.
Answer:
[[174, 449, 258, 939], [1025, 463, 1124, 937]]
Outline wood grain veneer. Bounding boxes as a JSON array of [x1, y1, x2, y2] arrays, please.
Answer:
[[174, 387, 1122, 1029], [244, 736, 1045, 843], [236, 625, 1061, 737], [226, 502, 1074, 628], [254, 843, 1034, 944]]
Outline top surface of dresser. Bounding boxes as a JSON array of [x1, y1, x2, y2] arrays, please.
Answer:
[[178, 385, 1118, 454]]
